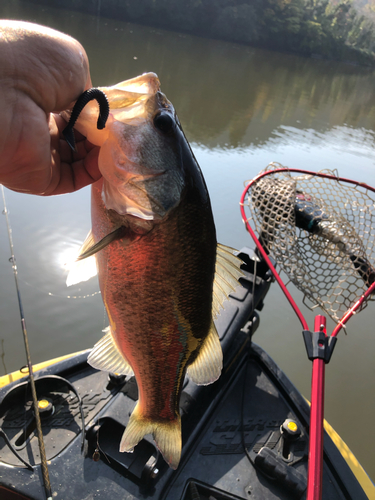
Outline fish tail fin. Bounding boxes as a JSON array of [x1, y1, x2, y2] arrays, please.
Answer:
[[153, 417, 181, 470], [120, 403, 181, 469]]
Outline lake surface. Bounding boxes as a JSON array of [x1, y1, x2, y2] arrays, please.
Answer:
[[1, 0, 375, 481]]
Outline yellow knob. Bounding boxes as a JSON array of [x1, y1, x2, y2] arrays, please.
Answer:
[[287, 421, 298, 432], [38, 399, 50, 410]]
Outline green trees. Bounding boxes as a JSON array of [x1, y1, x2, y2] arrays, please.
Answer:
[[196, 0, 375, 64], [255, 0, 375, 63], [39, 0, 375, 64]]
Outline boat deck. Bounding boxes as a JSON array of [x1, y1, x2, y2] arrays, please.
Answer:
[[0, 248, 372, 500]]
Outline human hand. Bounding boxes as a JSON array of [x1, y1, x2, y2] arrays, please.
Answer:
[[0, 21, 101, 196]]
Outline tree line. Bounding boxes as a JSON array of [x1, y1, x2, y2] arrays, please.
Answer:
[[114, 0, 375, 65], [33, 0, 375, 65]]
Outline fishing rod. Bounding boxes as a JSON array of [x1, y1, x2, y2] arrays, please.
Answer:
[[1, 185, 53, 500]]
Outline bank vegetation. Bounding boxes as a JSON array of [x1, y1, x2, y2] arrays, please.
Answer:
[[34, 0, 375, 65]]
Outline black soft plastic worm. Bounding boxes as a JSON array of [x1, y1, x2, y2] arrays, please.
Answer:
[[63, 88, 109, 152]]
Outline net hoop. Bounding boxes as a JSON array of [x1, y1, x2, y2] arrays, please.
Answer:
[[240, 164, 375, 336]]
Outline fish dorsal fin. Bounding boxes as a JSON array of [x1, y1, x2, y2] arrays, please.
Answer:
[[66, 230, 98, 287], [212, 244, 245, 320], [88, 326, 134, 376], [187, 322, 222, 385]]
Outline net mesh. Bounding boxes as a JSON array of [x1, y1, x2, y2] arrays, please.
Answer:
[[244, 163, 375, 322]]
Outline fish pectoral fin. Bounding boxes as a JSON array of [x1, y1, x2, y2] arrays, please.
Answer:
[[77, 226, 127, 261], [120, 403, 181, 470], [87, 327, 134, 376], [66, 230, 98, 286], [66, 227, 130, 285], [212, 243, 245, 320], [187, 322, 223, 386], [78, 230, 96, 256]]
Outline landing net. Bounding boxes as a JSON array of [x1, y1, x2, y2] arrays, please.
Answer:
[[243, 163, 375, 322]]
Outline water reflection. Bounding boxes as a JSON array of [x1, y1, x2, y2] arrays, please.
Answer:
[[3, 0, 375, 151]]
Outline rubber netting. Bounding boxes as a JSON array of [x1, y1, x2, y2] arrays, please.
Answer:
[[244, 163, 375, 322]]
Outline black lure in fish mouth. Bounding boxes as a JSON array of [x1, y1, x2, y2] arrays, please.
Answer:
[[63, 88, 110, 152]]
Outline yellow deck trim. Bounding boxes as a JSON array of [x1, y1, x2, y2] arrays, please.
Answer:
[[0, 350, 88, 389], [323, 419, 375, 499]]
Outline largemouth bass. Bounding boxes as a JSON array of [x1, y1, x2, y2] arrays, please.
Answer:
[[66, 73, 243, 469]]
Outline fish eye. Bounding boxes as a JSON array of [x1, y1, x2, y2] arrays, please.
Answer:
[[153, 112, 174, 134]]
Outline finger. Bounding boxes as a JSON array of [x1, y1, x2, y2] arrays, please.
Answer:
[[0, 21, 91, 113], [43, 147, 101, 196]]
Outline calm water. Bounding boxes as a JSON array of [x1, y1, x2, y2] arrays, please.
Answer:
[[1, 0, 375, 480]]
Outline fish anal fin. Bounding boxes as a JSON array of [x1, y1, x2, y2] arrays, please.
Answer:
[[187, 322, 223, 386], [120, 403, 181, 470], [88, 326, 134, 376]]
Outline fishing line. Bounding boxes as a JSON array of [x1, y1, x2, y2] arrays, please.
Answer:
[[14, 276, 101, 299], [0, 339, 7, 376], [1, 185, 53, 500], [53, 290, 101, 299]]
